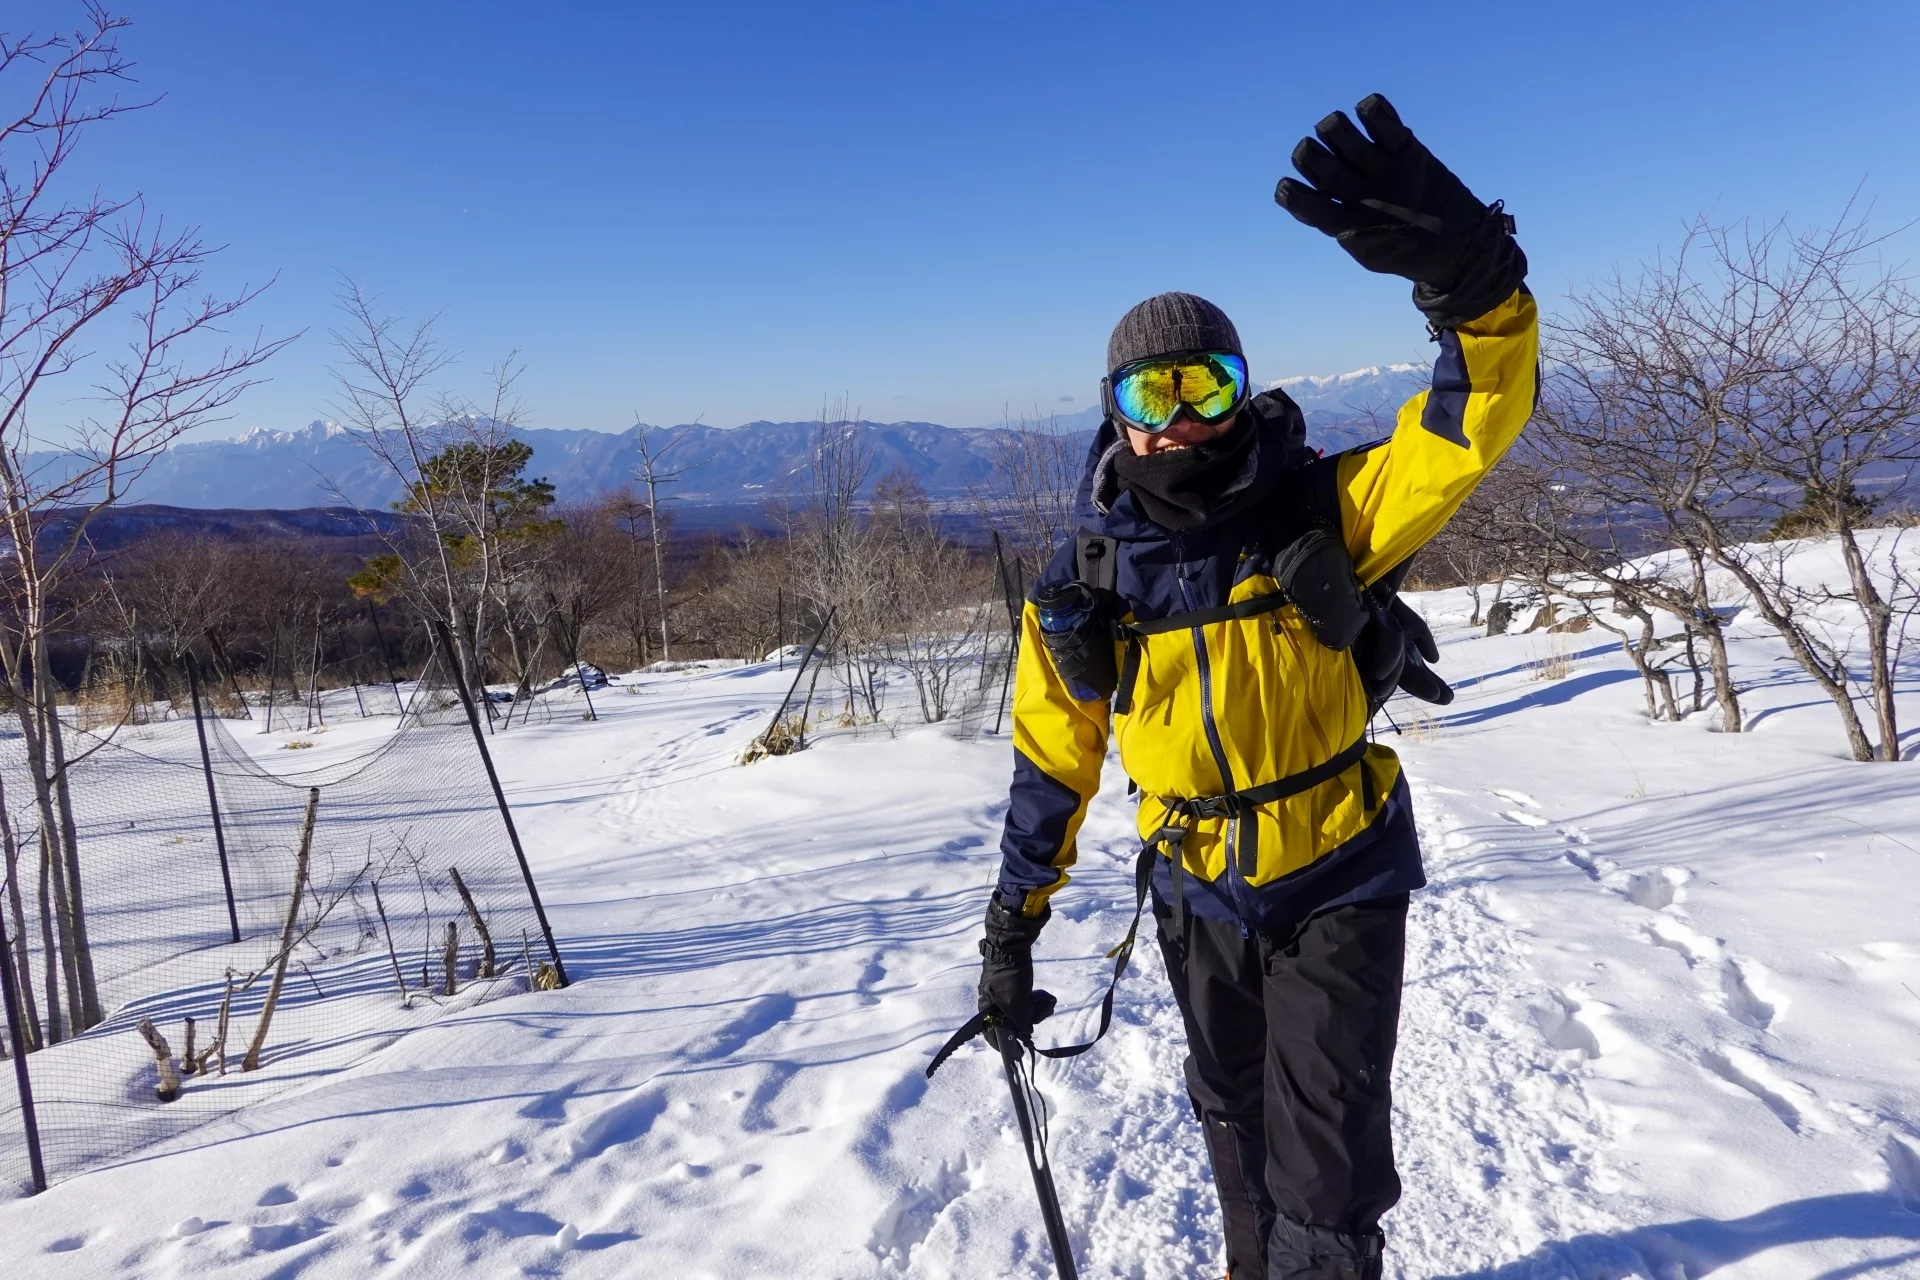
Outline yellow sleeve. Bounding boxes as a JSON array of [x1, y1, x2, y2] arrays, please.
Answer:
[[1338, 288, 1539, 583], [998, 601, 1111, 916]]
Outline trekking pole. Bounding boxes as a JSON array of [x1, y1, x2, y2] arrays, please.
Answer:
[[926, 997, 1080, 1280], [999, 1036, 1080, 1280]]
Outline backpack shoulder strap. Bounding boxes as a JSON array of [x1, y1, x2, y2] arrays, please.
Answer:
[[1074, 530, 1118, 593], [1266, 453, 1346, 544], [1298, 451, 1345, 531]]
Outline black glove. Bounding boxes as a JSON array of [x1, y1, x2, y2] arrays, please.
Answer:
[[1389, 596, 1454, 704], [977, 898, 1056, 1051], [1275, 93, 1526, 329], [1353, 593, 1409, 714], [1391, 596, 1438, 664], [1355, 589, 1457, 712]]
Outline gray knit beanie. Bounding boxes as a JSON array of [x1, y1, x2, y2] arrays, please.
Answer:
[[1106, 292, 1243, 375]]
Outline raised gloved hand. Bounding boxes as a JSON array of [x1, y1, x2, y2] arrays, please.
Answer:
[[977, 898, 1057, 1051], [1274, 93, 1526, 329]]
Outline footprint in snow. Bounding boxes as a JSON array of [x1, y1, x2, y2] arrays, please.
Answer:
[[568, 1084, 668, 1160], [1642, 919, 1785, 1031], [1619, 865, 1689, 911], [1699, 1045, 1828, 1133], [867, 1158, 974, 1268], [1528, 989, 1610, 1060], [684, 992, 798, 1062], [1563, 849, 1602, 881], [1884, 1135, 1920, 1206], [1719, 955, 1783, 1031], [242, 1216, 332, 1253]]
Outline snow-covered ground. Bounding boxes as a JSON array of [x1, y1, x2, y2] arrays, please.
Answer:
[[4, 541, 1919, 1278]]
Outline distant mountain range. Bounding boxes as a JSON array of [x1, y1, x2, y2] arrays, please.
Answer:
[[36, 364, 1435, 522]]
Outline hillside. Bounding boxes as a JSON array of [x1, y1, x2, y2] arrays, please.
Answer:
[[2, 534, 1915, 1278]]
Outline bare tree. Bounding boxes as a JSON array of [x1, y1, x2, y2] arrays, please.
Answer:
[[972, 410, 1083, 574], [1552, 212, 1920, 760], [0, 8, 290, 1033], [874, 470, 992, 722], [600, 488, 658, 667], [333, 294, 559, 715], [631, 426, 696, 661], [789, 401, 888, 719], [1527, 339, 1749, 728]]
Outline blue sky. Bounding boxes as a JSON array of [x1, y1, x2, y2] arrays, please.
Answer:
[[15, 0, 1920, 436]]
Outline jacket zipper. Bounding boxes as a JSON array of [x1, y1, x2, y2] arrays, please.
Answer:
[[1175, 535, 1252, 933]]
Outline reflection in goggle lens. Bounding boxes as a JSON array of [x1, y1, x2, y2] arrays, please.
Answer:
[[1112, 352, 1247, 430]]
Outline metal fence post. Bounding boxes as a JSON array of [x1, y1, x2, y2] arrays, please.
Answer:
[[186, 656, 242, 944], [0, 907, 47, 1193], [431, 621, 568, 987]]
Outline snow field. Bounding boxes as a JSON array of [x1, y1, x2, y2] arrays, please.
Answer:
[[2, 540, 1918, 1277]]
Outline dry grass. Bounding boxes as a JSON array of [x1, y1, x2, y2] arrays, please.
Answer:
[[74, 687, 137, 732], [738, 715, 808, 764], [1403, 706, 1445, 742], [1528, 634, 1577, 682]]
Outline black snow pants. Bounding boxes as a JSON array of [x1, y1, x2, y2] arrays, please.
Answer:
[[1153, 891, 1408, 1280]]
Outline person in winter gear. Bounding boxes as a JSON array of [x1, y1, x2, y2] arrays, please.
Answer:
[[974, 94, 1534, 1280]]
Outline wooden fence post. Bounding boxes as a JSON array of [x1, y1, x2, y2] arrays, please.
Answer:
[[186, 656, 241, 943]]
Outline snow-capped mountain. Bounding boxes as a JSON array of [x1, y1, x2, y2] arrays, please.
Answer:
[[1270, 361, 1432, 418], [38, 365, 1433, 512]]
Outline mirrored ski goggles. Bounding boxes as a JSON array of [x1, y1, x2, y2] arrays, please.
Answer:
[[1104, 350, 1250, 432]]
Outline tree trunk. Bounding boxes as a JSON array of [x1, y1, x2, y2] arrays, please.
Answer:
[[206, 630, 253, 719], [36, 834, 62, 1045], [136, 1017, 180, 1101], [40, 828, 82, 1035], [242, 788, 319, 1071], [1700, 528, 1873, 760], [1836, 526, 1900, 760], [447, 866, 495, 978], [0, 775, 41, 1052], [40, 670, 102, 1027], [212, 974, 233, 1075], [307, 604, 326, 730], [261, 621, 282, 732], [371, 881, 409, 1004], [441, 921, 459, 997], [1681, 629, 1706, 713], [1687, 550, 1742, 733]]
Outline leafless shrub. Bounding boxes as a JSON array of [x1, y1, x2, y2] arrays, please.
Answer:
[[1543, 208, 1920, 759], [0, 8, 291, 1035]]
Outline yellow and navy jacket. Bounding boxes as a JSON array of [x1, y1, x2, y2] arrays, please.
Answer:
[[994, 288, 1538, 929]]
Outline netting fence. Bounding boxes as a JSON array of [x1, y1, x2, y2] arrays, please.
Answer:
[[0, 644, 566, 1196]]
